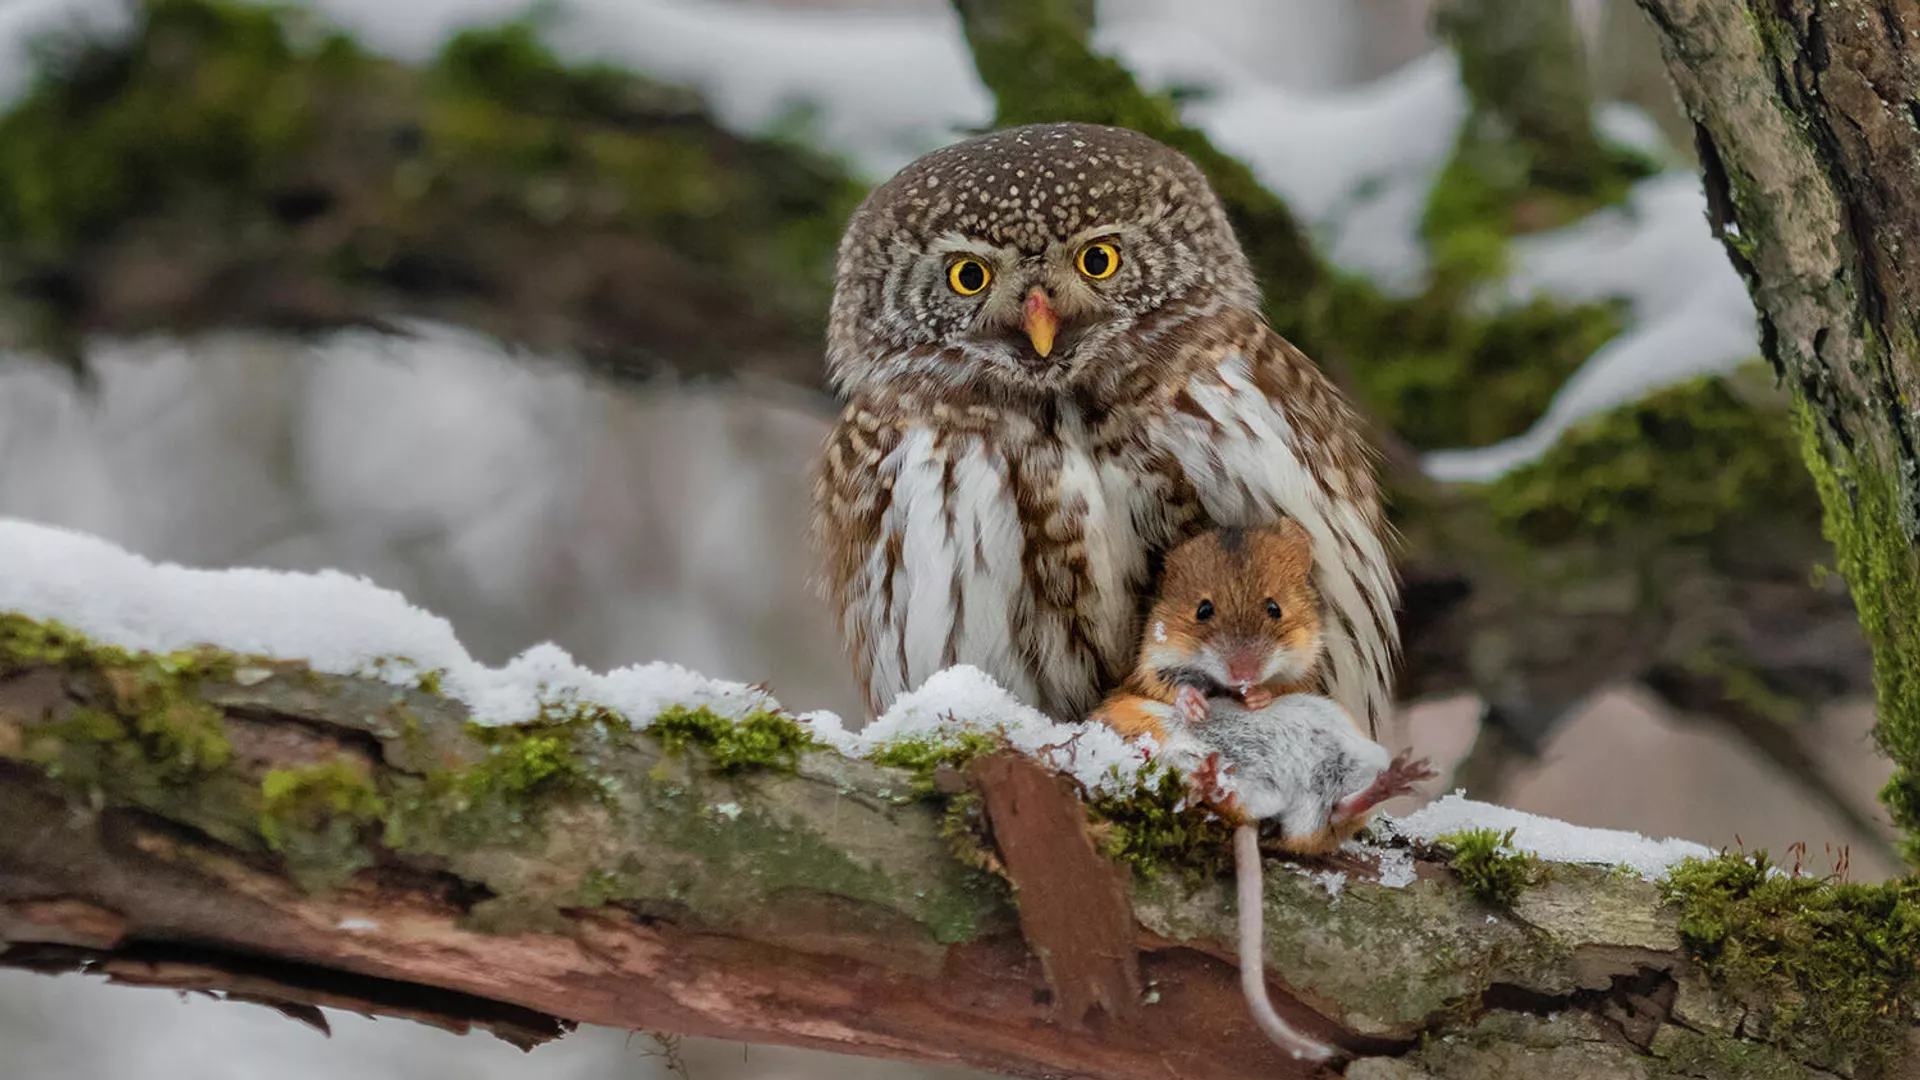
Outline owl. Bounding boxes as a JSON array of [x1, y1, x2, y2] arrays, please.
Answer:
[[812, 122, 1397, 735]]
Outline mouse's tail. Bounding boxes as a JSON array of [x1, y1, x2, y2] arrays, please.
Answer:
[[1235, 824, 1342, 1064]]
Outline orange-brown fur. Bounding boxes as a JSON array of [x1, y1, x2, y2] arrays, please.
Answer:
[[1091, 519, 1331, 744], [1090, 519, 1378, 852]]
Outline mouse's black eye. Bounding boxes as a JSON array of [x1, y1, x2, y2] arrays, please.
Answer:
[[1264, 599, 1282, 620], [1195, 599, 1214, 622]]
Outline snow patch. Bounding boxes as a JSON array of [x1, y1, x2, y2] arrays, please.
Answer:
[[0, 516, 1144, 792], [1339, 838, 1419, 889], [829, 666, 1155, 796], [1423, 173, 1759, 483], [0, 516, 779, 727], [1297, 867, 1347, 898], [1384, 790, 1716, 881], [1141, 44, 1467, 288]]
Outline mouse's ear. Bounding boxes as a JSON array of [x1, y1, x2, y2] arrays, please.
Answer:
[[1271, 516, 1312, 558]]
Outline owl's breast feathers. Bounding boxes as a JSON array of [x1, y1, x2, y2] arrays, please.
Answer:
[[813, 311, 1398, 732]]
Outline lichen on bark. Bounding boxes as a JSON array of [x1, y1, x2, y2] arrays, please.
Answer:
[[1635, 0, 1920, 856]]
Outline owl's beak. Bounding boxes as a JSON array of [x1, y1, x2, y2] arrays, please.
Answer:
[[1023, 287, 1059, 358]]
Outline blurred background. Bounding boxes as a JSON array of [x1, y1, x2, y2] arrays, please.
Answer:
[[0, 0, 1892, 1076]]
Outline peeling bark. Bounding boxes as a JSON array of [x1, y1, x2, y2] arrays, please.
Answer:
[[0, 646, 1888, 1078]]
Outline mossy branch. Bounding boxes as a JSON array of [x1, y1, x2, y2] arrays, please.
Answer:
[[0, 0, 862, 387], [0, 613, 1911, 1078]]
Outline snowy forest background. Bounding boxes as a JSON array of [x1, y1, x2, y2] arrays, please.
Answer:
[[0, 0, 1893, 1076]]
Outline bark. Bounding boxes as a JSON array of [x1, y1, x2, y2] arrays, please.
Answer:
[[1632, 0, 1920, 849], [0, 637, 1890, 1079]]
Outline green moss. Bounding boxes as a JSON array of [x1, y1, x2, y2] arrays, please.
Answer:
[[1437, 827, 1543, 905], [1325, 272, 1626, 450], [431, 17, 640, 120], [1652, 1026, 1808, 1080], [1422, 123, 1657, 282], [867, 731, 1001, 795], [648, 705, 819, 774], [259, 759, 386, 885], [0, 0, 361, 253], [2, 614, 237, 780], [1793, 404, 1920, 860], [1482, 369, 1819, 546], [1662, 851, 1920, 1077], [1677, 649, 1803, 729], [465, 722, 597, 799], [1085, 762, 1234, 881], [379, 710, 619, 854]]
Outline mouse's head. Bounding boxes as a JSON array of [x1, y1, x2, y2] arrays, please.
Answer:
[[1141, 521, 1323, 702]]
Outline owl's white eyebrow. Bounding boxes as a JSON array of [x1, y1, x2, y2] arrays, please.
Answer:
[[927, 234, 1006, 259], [1058, 225, 1128, 248]]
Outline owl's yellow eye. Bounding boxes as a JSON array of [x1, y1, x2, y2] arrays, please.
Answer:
[[947, 258, 991, 296], [1077, 241, 1120, 280]]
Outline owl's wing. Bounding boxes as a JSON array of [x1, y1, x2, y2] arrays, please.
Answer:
[[1154, 322, 1400, 736], [811, 402, 902, 717]]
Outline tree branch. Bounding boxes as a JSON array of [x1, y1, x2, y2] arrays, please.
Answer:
[[0, 621, 1882, 1079]]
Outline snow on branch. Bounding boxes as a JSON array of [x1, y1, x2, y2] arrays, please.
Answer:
[[0, 515, 1709, 872], [0, 515, 1841, 1079]]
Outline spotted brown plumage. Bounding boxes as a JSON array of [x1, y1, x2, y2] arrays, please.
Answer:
[[812, 121, 1397, 733]]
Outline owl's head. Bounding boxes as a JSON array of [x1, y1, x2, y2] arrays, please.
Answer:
[[826, 122, 1259, 400]]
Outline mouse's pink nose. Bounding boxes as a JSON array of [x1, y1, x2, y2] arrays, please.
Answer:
[[1224, 647, 1264, 687]]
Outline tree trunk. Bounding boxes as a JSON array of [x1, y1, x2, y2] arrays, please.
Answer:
[[1633, 0, 1920, 856], [0, 615, 1892, 1079]]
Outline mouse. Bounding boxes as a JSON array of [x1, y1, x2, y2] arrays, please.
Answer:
[[1089, 522, 1435, 1064]]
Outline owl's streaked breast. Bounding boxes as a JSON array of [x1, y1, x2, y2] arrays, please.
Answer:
[[820, 395, 1187, 721], [813, 125, 1397, 733], [860, 420, 1035, 709], [1013, 402, 1174, 718]]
